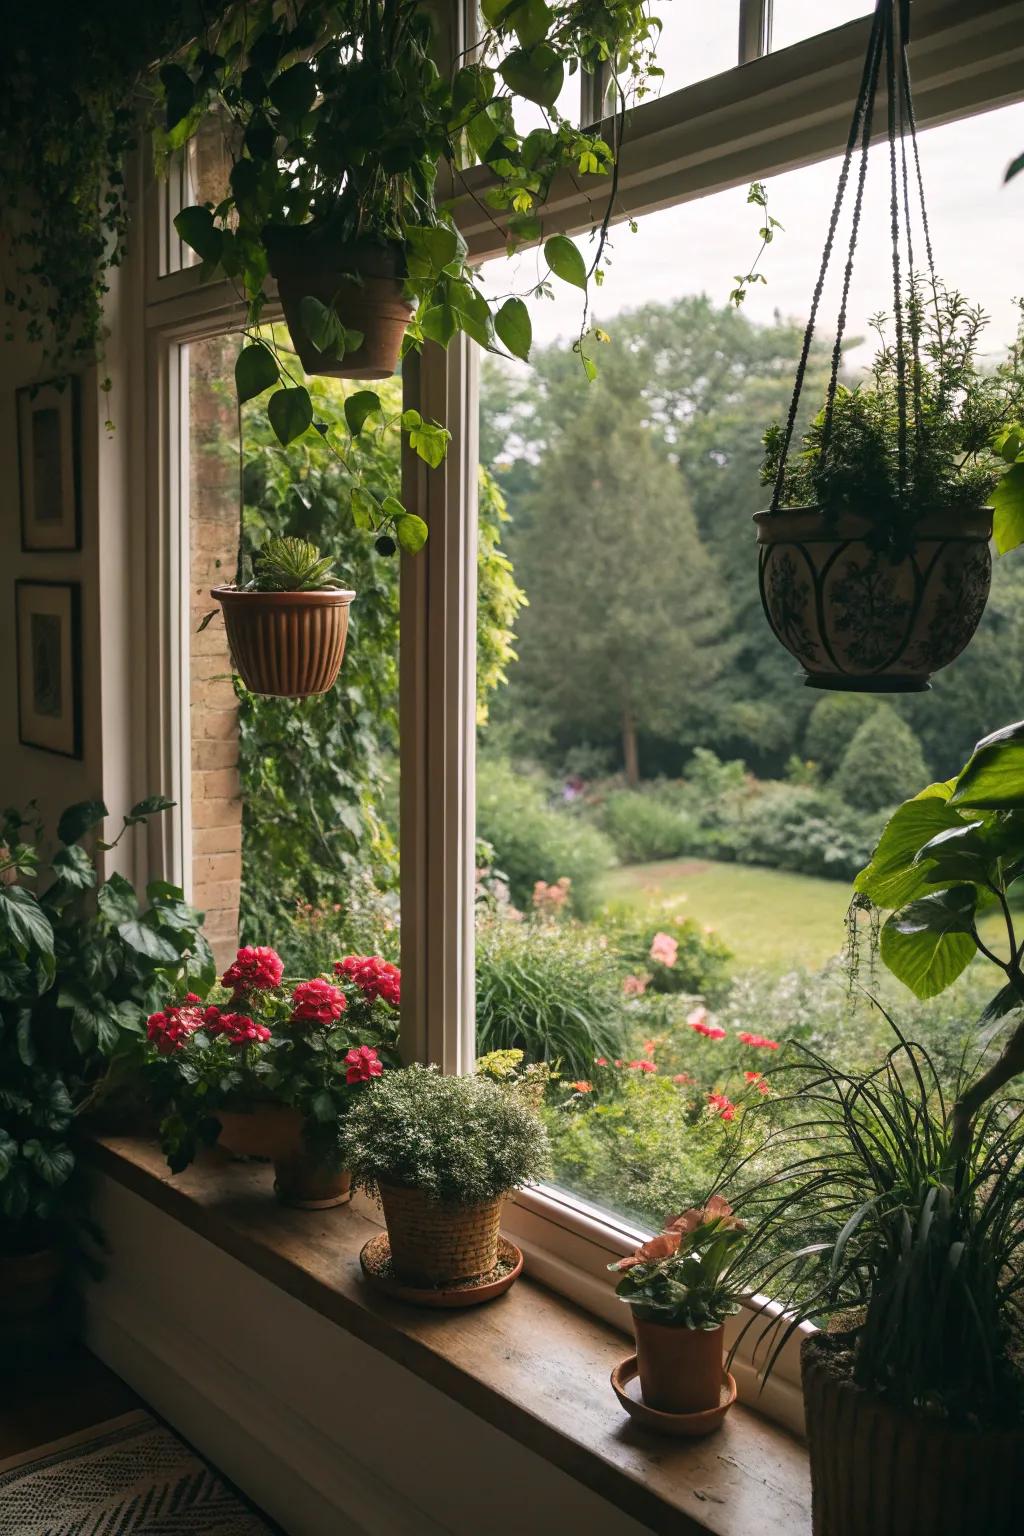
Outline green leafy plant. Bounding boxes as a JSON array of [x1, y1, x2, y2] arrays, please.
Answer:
[[0, 796, 208, 1253], [162, 0, 661, 536], [762, 284, 1024, 548], [250, 535, 344, 591], [609, 1197, 748, 1328], [344, 1062, 549, 1203]]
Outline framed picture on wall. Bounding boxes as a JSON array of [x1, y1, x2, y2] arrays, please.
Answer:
[[17, 377, 81, 552], [15, 580, 82, 758]]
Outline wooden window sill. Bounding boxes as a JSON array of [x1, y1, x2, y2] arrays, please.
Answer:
[[87, 1137, 811, 1536]]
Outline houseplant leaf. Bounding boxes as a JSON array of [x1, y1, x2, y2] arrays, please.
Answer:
[[951, 720, 1024, 809], [57, 800, 107, 846], [344, 391, 382, 436], [879, 887, 978, 999], [268, 386, 314, 446], [544, 234, 587, 290], [495, 297, 532, 360], [0, 887, 54, 961], [235, 343, 279, 404], [500, 44, 563, 109], [854, 788, 965, 909], [173, 205, 223, 264], [993, 462, 1024, 555]]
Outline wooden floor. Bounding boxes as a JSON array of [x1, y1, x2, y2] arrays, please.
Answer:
[[0, 1345, 139, 1460]]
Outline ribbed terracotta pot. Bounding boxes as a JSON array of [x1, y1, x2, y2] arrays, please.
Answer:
[[216, 1104, 350, 1209], [0, 1246, 62, 1320], [378, 1184, 504, 1286], [754, 506, 992, 691], [632, 1314, 724, 1415], [802, 1333, 1024, 1536], [265, 229, 412, 379], [212, 587, 355, 698]]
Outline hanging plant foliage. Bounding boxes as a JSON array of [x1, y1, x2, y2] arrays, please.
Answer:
[[756, 0, 1024, 694]]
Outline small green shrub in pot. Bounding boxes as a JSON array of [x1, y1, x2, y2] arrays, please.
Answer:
[[345, 1064, 549, 1287]]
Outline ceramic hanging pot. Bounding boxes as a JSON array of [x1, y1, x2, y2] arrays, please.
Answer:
[[212, 586, 355, 698], [754, 507, 992, 692]]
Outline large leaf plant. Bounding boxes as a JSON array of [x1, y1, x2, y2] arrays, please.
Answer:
[[0, 797, 212, 1254], [162, 0, 662, 548]]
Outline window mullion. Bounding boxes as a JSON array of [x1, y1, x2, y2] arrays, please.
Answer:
[[738, 0, 773, 64]]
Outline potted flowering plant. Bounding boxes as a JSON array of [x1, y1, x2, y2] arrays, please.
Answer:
[[144, 944, 401, 1207], [344, 1064, 548, 1290], [608, 1197, 746, 1426], [209, 535, 356, 698]]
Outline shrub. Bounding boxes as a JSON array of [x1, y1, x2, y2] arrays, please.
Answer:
[[344, 1065, 549, 1204], [475, 911, 626, 1075], [834, 705, 928, 812], [736, 784, 883, 881], [476, 756, 614, 914], [249, 872, 400, 974], [600, 789, 698, 864], [607, 911, 732, 1001], [803, 693, 877, 774]]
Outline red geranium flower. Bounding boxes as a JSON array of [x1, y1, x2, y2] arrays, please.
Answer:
[[146, 1002, 204, 1055], [691, 1020, 727, 1040], [292, 978, 347, 1025], [672, 1072, 693, 1085], [221, 945, 284, 993], [334, 955, 401, 1008], [738, 1031, 780, 1050], [628, 1059, 657, 1073], [344, 1045, 383, 1084], [206, 1011, 271, 1047], [594, 1057, 608, 1067], [707, 1091, 736, 1121]]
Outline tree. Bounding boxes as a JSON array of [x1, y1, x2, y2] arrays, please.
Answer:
[[804, 693, 878, 775], [501, 385, 734, 784], [834, 705, 929, 813]]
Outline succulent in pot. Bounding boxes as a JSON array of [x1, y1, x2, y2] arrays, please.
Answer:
[[344, 1063, 549, 1287], [609, 1197, 746, 1420], [210, 535, 356, 698], [142, 945, 401, 1207], [758, 285, 1024, 692]]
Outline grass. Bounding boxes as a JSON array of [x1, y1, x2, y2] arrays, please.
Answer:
[[600, 858, 855, 972]]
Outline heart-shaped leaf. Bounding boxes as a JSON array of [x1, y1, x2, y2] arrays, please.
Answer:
[[344, 390, 382, 436], [544, 233, 587, 290], [268, 387, 314, 446], [495, 297, 532, 360], [57, 800, 107, 846], [298, 295, 345, 354], [952, 720, 1024, 809], [235, 343, 279, 404], [880, 887, 978, 999], [174, 205, 223, 264], [500, 44, 563, 109]]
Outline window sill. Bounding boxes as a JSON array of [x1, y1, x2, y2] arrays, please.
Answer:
[[87, 1136, 811, 1536]]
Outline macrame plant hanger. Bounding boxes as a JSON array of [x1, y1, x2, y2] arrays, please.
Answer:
[[767, 0, 937, 549]]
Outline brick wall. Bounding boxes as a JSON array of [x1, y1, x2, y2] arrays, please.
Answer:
[[189, 333, 242, 969]]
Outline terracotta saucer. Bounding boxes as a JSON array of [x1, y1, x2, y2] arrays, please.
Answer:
[[359, 1232, 524, 1308], [610, 1356, 737, 1437]]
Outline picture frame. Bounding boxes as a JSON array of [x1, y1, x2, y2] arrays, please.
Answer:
[[15, 580, 82, 759], [17, 377, 81, 552]]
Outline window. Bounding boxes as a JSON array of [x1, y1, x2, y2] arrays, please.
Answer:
[[770, 1, 873, 53]]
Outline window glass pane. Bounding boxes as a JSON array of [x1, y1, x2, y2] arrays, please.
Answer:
[[476, 99, 1024, 1230], [653, 1, 739, 92], [771, 0, 872, 52], [184, 334, 401, 978]]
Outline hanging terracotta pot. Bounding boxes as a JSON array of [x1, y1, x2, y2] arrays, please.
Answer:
[[216, 1104, 351, 1210], [754, 507, 992, 692], [377, 1183, 505, 1286], [265, 228, 413, 380], [212, 586, 355, 698], [632, 1314, 725, 1415], [802, 1333, 1024, 1536]]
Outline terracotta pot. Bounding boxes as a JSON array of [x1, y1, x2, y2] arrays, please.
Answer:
[[273, 1153, 352, 1210], [216, 1104, 350, 1209], [0, 1246, 62, 1320], [632, 1314, 724, 1415], [212, 587, 355, 698], [378, 1184, 504, 1286], [754, 506, 992, 692], [265, 228, 412, 380], [802, 1333, 1024, 1536]]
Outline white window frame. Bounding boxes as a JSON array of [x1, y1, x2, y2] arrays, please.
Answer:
[[124, 0, 1024, 1437]]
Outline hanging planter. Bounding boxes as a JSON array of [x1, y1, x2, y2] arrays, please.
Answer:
[[264, 228, 413, 381], [210, 536, 355, 698], [756, 0, 1024, 693]]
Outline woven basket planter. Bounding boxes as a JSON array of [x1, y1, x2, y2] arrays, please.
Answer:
[[802, 1333, 1024, 1536], [212, 587, 355, 698], [755, 507, 992, 692], [378, 1184, 504, 1286]]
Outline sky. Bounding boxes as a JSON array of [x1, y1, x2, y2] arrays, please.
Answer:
[[483, 3, 1024, 372]]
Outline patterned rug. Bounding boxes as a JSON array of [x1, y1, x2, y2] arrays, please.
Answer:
[[0, 1410, 277, 1535]]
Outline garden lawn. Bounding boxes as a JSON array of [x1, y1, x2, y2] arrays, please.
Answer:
[[600, 858, 853, 973]]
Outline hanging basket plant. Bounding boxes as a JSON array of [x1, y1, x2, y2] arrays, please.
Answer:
[[757, 0, 1024, 694], [211, 535, 355, 698]]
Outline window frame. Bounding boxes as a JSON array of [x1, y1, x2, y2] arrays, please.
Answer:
[[128, 0, 1024, 1436]]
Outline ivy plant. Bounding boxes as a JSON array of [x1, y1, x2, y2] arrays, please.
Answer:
[[162, 0, 662, 543], [853, 718, 1024, 1157]]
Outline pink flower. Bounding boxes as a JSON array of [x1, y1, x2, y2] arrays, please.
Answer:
[[649, 931, 678, 967], [628, 1059, 657, 1073], [745, 1071, 771, 1096], [691, 1020, 727, 1041], [672, 1072, 693, 1085], [594, 1057, 609, 1067], [738, 1032, 780, 1050], [622, 974, 648, 997], [610, 1230, 681, 1272], [707, 1091, 736, 1121], [291, 978, 347, 1025], [208, 1012, 271, 1047], [221, 946, 283, 993], [642, 1039, 658, 1058], [686, 1005, 709, 1028], [532, 877, 571, 913], [344, 1045, 383, 1085]]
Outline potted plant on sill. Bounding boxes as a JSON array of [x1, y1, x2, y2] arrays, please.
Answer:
[[607, 1197, 745, 1434], [143, 945, 401, 1207], [0, 796, 209, 1355], [345, 1063, 548, 1300], [209, 534, 356, 698], [757, 285, 1024, 692], [741, 718, 1024, 1535]]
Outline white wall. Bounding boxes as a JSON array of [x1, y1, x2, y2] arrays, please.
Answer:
[[85, 1176, 652, 1536]]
